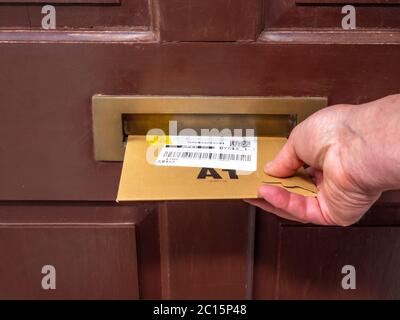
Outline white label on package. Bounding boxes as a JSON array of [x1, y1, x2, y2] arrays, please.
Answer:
[[155, 135, 257, 171]]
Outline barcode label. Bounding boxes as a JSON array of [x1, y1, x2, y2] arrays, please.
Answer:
[[155, 135, 257, 171], [163, 151, 252, 162]]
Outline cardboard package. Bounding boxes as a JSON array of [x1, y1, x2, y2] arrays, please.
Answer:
[[117, 135, 317, 201]]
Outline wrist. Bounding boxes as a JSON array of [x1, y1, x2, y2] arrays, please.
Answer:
[[345, 96, 400, 193]]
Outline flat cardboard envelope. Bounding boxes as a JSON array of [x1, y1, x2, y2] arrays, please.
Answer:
[[117, 135, 317, 201]]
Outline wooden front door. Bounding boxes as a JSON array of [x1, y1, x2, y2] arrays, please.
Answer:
[[1, 0, 400, 299]]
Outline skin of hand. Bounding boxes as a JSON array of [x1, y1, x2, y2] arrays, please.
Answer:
[[245, 94, 400, 226]]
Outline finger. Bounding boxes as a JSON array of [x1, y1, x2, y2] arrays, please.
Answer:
[[264, 134, 304, 178], [258, 185, 333, 225], [244, 199, 306, 223], [244, 198, 276, 212]]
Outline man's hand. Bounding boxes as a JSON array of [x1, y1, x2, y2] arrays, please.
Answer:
[[245, 94, 400, 226]]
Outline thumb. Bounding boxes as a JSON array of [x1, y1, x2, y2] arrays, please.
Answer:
[[264, 136, 304, 178]]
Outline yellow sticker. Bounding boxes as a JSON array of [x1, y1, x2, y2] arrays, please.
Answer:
[[146, 135, 171, 146]]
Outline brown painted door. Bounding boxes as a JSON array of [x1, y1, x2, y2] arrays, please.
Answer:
[[1, 0, 400, 299]]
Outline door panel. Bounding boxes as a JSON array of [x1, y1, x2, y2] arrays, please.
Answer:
[[277, 226, 400, 299], [158, 201, 255, 299], [265, 0, 400, 29], [0, 202, 159, 299], [253, 205, 400, 299], [0, 0, 150, 29], [0, 226, 139, 299], [158, 0, 263, 41]]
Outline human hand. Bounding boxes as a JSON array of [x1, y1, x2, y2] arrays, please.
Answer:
[[245, 95, 400, 226]]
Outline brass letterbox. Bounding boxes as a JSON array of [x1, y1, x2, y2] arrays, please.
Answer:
[[92, 95, 327, 161]]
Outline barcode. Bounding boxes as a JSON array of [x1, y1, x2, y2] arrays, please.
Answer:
[[166, 145, 214, 149], [162, 151, 252, 162]]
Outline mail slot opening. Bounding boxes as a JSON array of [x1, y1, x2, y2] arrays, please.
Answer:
[[121, 113, 296, 143], [92, 95, 327, 161]]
